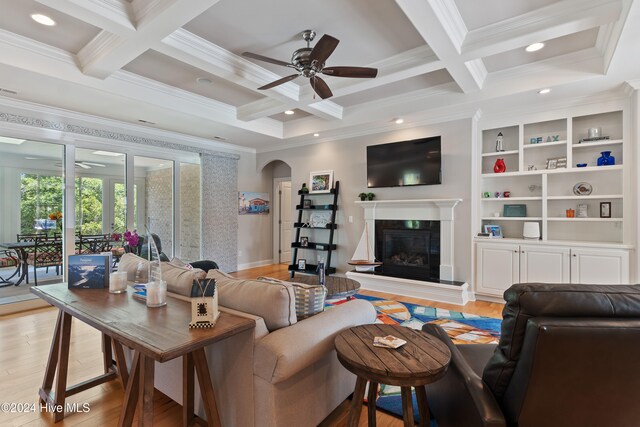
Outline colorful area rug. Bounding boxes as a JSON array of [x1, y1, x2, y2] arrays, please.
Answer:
[[326, 294, 502, 424]]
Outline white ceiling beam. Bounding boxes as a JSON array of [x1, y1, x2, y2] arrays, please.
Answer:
[[34, 0, 136, 34], [77, 0, 221, 79], [0, 29, 282, 138], [461, 0, 623, 61], [395, 0, 485, 92]]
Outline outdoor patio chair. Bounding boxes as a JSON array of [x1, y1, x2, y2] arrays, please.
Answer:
[[27, 237, 63, 286]]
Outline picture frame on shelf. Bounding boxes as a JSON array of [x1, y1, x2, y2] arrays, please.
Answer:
[[309, 170, 333, 193], [300, 236, 309, 247], [303, 199, 312, 209], [297, 259, 307, 270], [600, 202, 612, 218], [546, 157, 567, 170], [546, 158, 557, 170], [483, 224, 503, 238]]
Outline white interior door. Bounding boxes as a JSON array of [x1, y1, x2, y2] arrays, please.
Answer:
[[279, 181, 292, 263]]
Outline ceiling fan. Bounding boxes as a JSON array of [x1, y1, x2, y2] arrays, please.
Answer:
[[242, 30, 378, 99]]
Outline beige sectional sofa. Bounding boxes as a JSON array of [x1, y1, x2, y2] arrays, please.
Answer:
[[118, 254, 376, 426]]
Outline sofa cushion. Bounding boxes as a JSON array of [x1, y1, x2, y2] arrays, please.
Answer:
[[117, 253, 149, 282], [207, 270, 297, 332], [257, 276, 326, 320], [161, 261, 206, 296]]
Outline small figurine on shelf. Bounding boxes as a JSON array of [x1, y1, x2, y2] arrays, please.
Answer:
[[496, 132, 504, 152], [300, 183, 309, 194]]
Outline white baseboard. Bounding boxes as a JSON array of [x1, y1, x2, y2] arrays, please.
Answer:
[[236, 259, 274, 271], [347, 272, 474, 306], [0, 297, 50, 316], [474, 292, 506, 304]]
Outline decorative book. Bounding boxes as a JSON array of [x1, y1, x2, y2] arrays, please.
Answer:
[[373, 335, 407, 349], [68, 254, 109, 289]]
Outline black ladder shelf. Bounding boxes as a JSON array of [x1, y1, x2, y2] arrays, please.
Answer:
[[289, 181, 339, 278]]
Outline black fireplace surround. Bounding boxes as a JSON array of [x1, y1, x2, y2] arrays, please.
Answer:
[[374, 220, 440, 281]]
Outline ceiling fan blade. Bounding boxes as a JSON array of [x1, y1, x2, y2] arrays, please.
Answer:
[[322, 66, 378, 78], [81, 162, 106, 167], [258, 74, 300, 90], [310, 76, 333, 99], [309, 34, 339, 66], [76, 162, 91, 169], [242, 52, 292, 68]]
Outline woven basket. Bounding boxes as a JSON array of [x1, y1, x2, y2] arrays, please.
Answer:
[[257, 276, 327, 320]]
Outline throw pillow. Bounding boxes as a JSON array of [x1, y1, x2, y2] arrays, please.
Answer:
[[207, 270, 297, 331], [160, 262, 206, 296], [257, 276, 326, 320]]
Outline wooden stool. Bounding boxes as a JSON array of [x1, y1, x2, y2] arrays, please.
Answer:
[[335, 324, 451, 426]]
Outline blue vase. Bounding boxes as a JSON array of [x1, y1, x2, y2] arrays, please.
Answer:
[[597, 151, 615, 166]]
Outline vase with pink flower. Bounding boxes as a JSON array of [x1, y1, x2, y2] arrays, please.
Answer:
[[123, 230, 141, 255]]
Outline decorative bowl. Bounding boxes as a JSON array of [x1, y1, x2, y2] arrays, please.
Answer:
[[576, 163, 587, 167]]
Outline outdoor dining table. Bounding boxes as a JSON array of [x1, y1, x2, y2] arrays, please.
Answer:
[[0, 238, 122, 287], [0, 241, 38, 287]]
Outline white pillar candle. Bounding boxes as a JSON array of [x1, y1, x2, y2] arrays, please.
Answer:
[[146, 280, 167, 307], [109, 271, 128, 294]]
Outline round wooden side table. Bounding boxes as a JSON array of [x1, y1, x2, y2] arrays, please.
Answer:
[[291, 274, 361, 300], [335, 324, 451, 427]]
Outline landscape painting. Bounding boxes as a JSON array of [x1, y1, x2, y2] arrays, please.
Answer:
[[238, 192, 270, 215]]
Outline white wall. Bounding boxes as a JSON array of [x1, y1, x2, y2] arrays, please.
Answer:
[[256, 118, 474, 283]]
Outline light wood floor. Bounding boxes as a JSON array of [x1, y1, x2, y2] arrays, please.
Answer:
[[0, 264, 503, 426]]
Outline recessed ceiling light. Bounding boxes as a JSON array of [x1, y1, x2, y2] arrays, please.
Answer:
[[93, 151, 124, 157], [196, 77, 212, 84], [284, 110, 295, 115], [313, 133, 319, 137], [394, 118, 404, 124], [31, 14, 56, 26], [538, 88, 551, 94], [0, 136, 25, 145], [525, 42, 545, 52]]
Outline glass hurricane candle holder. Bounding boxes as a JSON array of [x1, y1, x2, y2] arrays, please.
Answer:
[[109, 271, 128, 294], [146, 280, 167, 308]]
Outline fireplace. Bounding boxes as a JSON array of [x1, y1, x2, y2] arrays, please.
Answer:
[[375, 220, 440, 281]]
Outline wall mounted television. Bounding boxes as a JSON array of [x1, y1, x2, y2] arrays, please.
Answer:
[[366, 136, 441, 188]]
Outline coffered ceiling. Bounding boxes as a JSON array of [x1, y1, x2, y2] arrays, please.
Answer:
[[0, 0, 637, 152]]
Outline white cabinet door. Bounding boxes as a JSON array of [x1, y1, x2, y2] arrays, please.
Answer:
[[476, 243, 520, 296], [520, 245, 570, 283], [570, 248, 630, 284]]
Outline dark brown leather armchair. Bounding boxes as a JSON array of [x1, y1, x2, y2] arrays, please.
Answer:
[[422, 283, 640, 427]]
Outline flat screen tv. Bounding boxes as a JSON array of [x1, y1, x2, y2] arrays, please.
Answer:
[[367, 136, 441, 188]]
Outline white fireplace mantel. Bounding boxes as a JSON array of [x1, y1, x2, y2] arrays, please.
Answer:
[[355, 198, 462, 281]]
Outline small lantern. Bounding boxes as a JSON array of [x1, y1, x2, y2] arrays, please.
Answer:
[[189, 278, 219, 328], [496, 132, 504, 152]]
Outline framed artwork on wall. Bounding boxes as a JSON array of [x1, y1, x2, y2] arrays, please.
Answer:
[[309, 170, 334, 193]]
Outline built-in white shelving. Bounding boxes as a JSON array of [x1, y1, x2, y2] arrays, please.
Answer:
[[479, 110, 625, 244]]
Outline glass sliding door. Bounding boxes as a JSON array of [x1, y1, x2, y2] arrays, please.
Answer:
[[75, 148, 126, 236], [134, 156, 173, 259], [0, 137, 63, 304]]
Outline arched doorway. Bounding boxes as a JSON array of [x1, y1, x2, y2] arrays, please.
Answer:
[[261, 160, 292, 264]]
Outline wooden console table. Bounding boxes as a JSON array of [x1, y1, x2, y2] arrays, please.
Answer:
[[31, 283, 255, 426]]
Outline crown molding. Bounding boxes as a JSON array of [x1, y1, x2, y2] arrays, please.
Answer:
[[0, 29, 74, 64], [427, 0, 468, 52], [465, 59, 487, 89], [462, 0, 622, 60], [261, 103, 478, 154], [160, 29, 300, 101], [35, 0, 135, 34], [299, 100, 343, 121], [0, 95, 252, 156], [596, 0, 632, 73]]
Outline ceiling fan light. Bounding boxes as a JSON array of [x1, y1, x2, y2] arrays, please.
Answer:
[[525, 42, 545, 52], [31, 14, 56, 26]]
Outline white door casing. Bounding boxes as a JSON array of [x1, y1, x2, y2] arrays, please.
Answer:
[[279, 181, 292, 263]]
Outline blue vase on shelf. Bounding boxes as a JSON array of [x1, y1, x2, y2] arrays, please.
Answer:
[[597, 151, 615, 166]]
